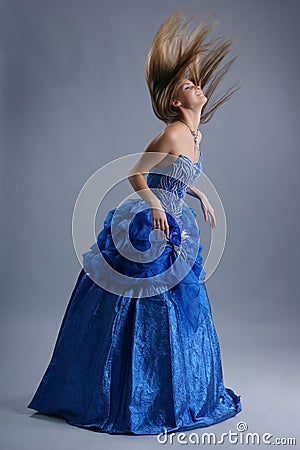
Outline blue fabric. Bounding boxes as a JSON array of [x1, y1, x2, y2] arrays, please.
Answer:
[[27, 151, 242, 434]]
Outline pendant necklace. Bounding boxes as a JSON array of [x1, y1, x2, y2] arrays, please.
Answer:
[[177, 119, 200, 152]]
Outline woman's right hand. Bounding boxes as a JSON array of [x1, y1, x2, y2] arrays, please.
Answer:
[[150, 203, 170, 239]]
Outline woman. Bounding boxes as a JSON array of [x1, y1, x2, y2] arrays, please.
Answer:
[[128, 78, 215, 238], [27, 10, 242, 435]]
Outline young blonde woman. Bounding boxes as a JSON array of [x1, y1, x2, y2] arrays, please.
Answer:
[[27, 10, 242, 435]]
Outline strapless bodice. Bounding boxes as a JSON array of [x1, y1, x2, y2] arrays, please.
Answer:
[[146, 151, 203, 227]]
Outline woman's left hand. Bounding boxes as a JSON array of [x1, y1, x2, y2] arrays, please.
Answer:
[[199, 194, 216, 229]]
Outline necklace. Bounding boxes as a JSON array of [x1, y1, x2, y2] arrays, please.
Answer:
[[178, 119, 200, 152]]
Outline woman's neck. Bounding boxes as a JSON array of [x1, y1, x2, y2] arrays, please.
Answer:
[[179, 108, 203, 131]]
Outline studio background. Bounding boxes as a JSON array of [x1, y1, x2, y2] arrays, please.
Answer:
[[1, 0, 299, 449]]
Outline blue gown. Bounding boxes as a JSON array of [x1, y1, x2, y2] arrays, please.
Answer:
[[27, 150, 242, 435]]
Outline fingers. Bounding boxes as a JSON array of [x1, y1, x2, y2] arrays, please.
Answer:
[[153, 221, 170, 239], [152, 217, 170, 239], [202, 206, 209, 222], [210, 209, 217, 229], [207, 211, 217, 229], [164, 221, 170, 238], [211, 214, 216, 228], [203, 207, 217, 229]]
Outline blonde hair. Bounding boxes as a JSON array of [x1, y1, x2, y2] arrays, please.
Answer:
[[144, 10, 241, 124]]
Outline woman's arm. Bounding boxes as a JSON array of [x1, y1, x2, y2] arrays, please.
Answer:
[[127, 129, 179, 237], [127, 171, 162, 209], [127, 127, 179, 207], [186, 185, 217, 229], [186, 185, 206, 201], [128, 166, 169, 237]]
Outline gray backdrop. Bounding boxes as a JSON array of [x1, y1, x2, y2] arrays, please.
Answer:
[[1, 0, 299, 449]]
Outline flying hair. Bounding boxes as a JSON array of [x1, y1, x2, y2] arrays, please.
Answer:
[[144, 9, 241, 124]]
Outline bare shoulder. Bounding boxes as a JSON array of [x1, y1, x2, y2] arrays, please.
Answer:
[[128, 127, 177, 176], [143, 124, 180, 157]]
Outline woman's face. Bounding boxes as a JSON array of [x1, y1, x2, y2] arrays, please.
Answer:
[[172, 78, 207, 109]]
